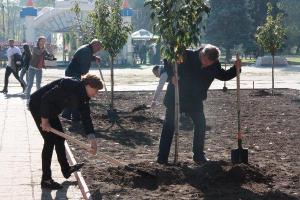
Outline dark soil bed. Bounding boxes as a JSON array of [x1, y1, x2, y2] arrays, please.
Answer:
[[64, 89, 300, 200]]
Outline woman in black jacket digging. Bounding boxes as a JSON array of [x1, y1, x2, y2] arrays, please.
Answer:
[[29, 73, 103, 190]]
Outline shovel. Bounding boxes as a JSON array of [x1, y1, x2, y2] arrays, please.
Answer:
[[97, 64, 119, 123], [231, 54, 248, 164], [222, 63, 228, 92], [50, 128, 155, 178]]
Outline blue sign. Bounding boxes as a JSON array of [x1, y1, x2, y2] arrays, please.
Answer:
[[20, 7, 38, 18], [121, 8, 133, 17]]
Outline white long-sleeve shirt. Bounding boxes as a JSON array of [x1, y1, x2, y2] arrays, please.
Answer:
[[152, 69, 168, 103], [7, 46, 21, 67]]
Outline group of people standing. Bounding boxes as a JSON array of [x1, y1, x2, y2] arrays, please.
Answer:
[[1, 38, 242, 190], [0, 37, 55, 105]]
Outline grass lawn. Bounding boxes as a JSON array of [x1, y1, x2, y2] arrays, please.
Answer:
[[286, 56, 300, 65]]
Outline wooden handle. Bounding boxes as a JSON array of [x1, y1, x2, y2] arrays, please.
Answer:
[[97, 64, 109, 96], [174, 62, 180, 164], [235, 54, 242, 146], [50, 128, 126, 167], [50, 128, 93, 152]]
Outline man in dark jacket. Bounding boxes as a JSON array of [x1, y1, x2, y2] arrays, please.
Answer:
[[29, 74, 103, 190], [65, 39, 102, 79], [63, 39, 102, 122], [157, 44, 242, 165]]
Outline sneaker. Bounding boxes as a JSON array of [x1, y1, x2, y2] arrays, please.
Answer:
[[157, 158, 169, 165], [63, 162, 84, 179], [41, 179, 63, 190], [0, 89, 7, 94], [193, 155, 210, 165]]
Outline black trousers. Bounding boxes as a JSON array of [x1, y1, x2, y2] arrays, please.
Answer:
[[2, 66, 24, 91], [29, 103, 70, 181], [158, 102, 206, 162]]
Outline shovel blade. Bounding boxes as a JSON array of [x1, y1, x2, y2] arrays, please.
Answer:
[[231, 148, 248, 164]]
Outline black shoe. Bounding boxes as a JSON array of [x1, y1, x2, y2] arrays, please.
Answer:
[[41, 179, 63, 190], [63, 162, 84, 179], [193, 155, 210, 165], [0, 89, 7, 94], [157, 158, 169, 165]]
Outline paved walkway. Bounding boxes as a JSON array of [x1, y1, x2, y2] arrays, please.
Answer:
[[1, 64, 299, 92], [0, 88, 83, 199]]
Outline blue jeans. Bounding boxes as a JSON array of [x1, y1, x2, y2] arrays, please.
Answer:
[[25, 66, 42, 97], [158, 102, 206, 162], [19, 67, 28, 86]]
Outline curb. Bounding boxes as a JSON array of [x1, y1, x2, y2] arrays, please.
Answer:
[[65, 142, 92, 200]]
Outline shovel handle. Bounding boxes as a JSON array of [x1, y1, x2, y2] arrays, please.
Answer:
[[50, 128, 93, 152], [235, 54, 242, 148], [50, 129, 128, 167]]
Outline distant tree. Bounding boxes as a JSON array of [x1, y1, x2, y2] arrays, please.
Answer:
[[256, 2, 287, 95], [205, 0, 252, 62], [247, 0, 283, 57], [129, 0, 154, 31], [278, 0, 300, 53], [70, 2, 95, 44], [90, 0, 132, 110]]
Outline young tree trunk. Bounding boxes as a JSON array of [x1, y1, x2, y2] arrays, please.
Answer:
[[174, 62, 180, 164], [63, 34, 66, 61], [225, 47, 231, 63], [110, 56, 114, 110], [272, 55, 275, 96]]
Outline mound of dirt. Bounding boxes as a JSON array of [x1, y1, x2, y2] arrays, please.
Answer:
[[96, 161, 271, 190]]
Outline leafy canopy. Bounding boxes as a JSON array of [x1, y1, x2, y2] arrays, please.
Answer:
[[145, 0, 209, 62], [256, 2, 287, 56]]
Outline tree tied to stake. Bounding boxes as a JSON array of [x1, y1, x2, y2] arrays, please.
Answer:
[[145, 0, 210, 163]]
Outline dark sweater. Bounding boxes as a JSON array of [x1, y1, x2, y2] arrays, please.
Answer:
[[21, 52, 31, 70], [65, 44, 95, 79], [164, 49, 238, 112], [29, 78, 94, 135]]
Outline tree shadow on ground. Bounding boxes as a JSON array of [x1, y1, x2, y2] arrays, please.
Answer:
[[94, 128, 156, 148], [4, 93, 26, 99]]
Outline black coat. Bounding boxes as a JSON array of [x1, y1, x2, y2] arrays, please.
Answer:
[[65, 44, 96, 79], [29, 78, 95, 135], [21, 52, 31, 70], [164, 49, 238, 112]]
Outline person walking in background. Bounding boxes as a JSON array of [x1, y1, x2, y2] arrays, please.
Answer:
[[25, 36, 55, 103], [0, 39, 25, 94], [19, 43, 32, 87], [62, 39, 102, 124]]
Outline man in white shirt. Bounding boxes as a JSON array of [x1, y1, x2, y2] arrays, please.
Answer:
[[151, 64, 169, 107], [1, 39, 25, 94]]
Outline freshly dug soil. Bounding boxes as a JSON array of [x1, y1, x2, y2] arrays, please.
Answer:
[[64, 89, 300, 200]]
